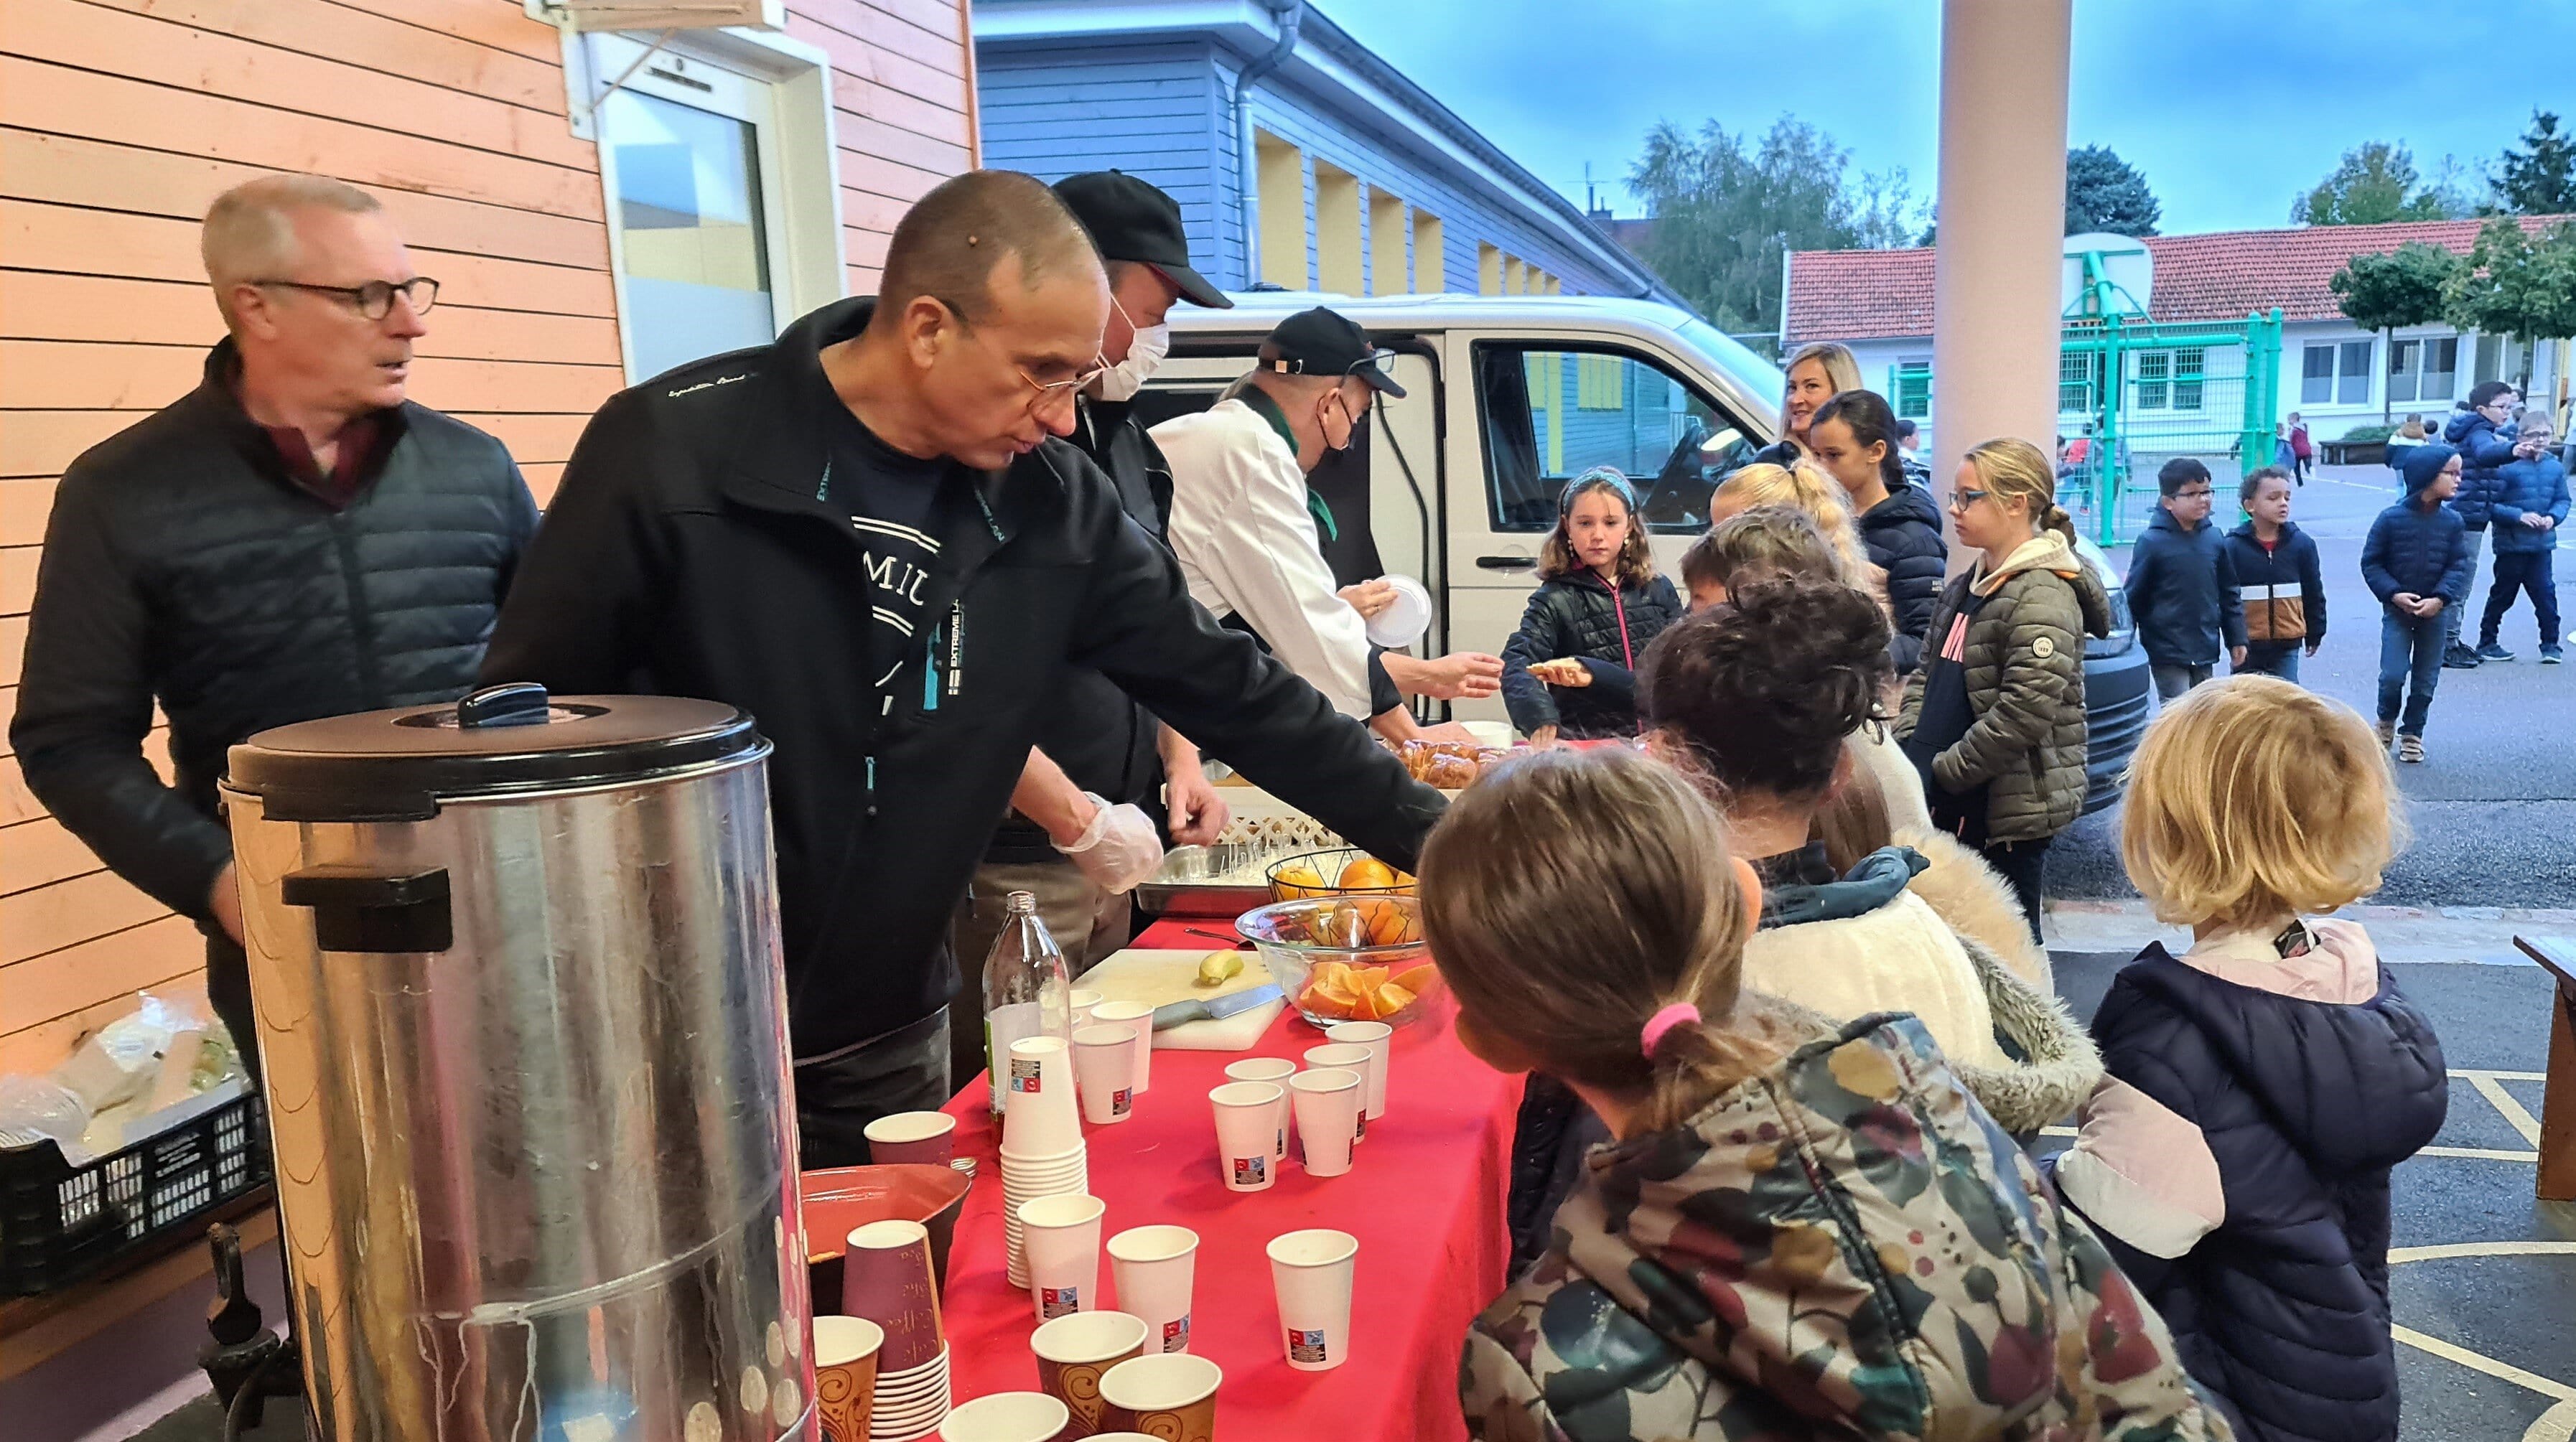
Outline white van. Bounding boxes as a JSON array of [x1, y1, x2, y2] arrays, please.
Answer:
[[1136, 291, 2149, 809]]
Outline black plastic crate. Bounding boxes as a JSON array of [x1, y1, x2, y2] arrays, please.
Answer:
[[0, 1090, 269, 1296]]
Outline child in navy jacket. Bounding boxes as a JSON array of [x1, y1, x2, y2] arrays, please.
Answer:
[[2223, 467, 2325, 683], [2053, 676, 2445, 1442], [2477, 412, 2567, 662], [2360, 444, 2472, 762]]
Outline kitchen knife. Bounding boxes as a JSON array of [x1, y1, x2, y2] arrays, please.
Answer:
[[1151, 984, 1284, 1031]]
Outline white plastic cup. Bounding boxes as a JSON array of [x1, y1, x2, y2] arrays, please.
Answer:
[[1106, 1225, 1200, 1355], [1017, 1193, 1105, 1324], [1325, 1021, 1393, 1120], [1002, 1036, 1082, 1154], [1088, 1001, 1154, 1094], [1288, 1069, 1361, 1177], [940, 1392, 1070, 1442], [1223, 1057, 1297, 1160], [862, 1110, 958, 1166], [1071, 1024, 1139, 1125], [1302, 1043, 1374, 1143], [1208, 1081, 1283, 1191], [1266, 1228, 1358, 1372], [1069, 988, 1104, 1030]]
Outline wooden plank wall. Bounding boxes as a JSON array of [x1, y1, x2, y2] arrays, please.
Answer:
[[0, 0, 973, 1077]]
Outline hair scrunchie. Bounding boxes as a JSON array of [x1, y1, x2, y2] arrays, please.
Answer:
[[1640, 1003, 1702, 1058]]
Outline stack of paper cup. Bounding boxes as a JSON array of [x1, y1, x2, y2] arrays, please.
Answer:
[[1208, 1082, 1284, 1191], [1016, 1192, 1105, 1323], [1325, 1020, 1393, 1122], [1071, 1024, 1140, 1125], [1088, 1001, 1155, 1094], [1267, 1228, 1359, 1372], [1001, 1035, 1090, 1287], [862, 1110, 958, 1166], [1223, 1058, 1296, 1163], [811, 1316, 884, 1442], [866, 1342, 952, 1442], [841, 1219, 951, 1440], [1303, 1043, 1376, 1143], [1287, 1069, 1361, 1177], [1106, 1225, 1200, 1355]]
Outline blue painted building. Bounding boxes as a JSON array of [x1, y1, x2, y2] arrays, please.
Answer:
[[971, 0, 1683, 306]]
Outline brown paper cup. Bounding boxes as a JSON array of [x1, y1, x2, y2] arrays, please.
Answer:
[[811, 1316, 882, 1442], [841, 1219, 945, 1373], [1032, 1310, 1149, 1438], [1098, 1353, 1221, 1442]]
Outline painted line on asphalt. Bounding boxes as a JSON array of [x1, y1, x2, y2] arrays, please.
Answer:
[[2419, 1145, 2542, 1161], [2391, 1240, 2576, 1264], [2468, 1074, 2547, 1146], [2389, 1245, 2576, 1423], [2454, 1069, 2549, 1082], [2525, 1398, 2576, 1442], [2394, 1325, 2576, 1403]]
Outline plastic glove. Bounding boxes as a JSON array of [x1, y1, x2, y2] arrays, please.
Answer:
[[1053, 791, 1166, 894]]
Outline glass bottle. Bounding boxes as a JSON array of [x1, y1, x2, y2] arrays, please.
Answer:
[[982, 891, 1072, 1116]]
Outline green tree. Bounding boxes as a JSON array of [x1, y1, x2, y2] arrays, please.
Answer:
[[1625, 116, 1914, 332], [2442, 217, 2576, 390], [2293, 142, 2470, 226], [2329, 242, 2461, 421], [2492, 111, 2576, 216], [2064, 145, 2160, 236]]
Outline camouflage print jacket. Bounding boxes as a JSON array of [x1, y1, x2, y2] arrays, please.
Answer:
[[1460, 1013, 2234, 1442]]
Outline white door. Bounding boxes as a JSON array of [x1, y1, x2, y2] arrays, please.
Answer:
[[1440, 335, 1761, 725], [593, 37, 797, 381]]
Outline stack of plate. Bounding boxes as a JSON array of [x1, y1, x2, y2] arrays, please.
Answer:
[[867, 1343, 951, 1442]]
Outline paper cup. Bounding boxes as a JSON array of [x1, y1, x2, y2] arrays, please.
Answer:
[[1288, 1069, 1361, 1177], [941, 1392, 1070, 1442], [1070, 988, 1104, 1029], [1267, 1228, 1358, 1372], [1325, 1021, 1393, 1120], [1072, 1024, 1139, 1125], [1208, 1081, 1283, 1191], [1031, 1309, 1149, 1434], [1223, 1059, 1297, 1161], [861, 1110, 958, 1166], [841, 1219, 944, 1373], [1088, 1001, 1154, 1094], [1106, 1224, 1199, 1356], [812, 1316, 883, 1442], [1002, 1037, 1083, 1155], [1098, 1354, 1222, 1441], [1017, 1193, 1105, 1323], [1302, 1043, 1375, 1142], [1363, 573, 1433, 649]]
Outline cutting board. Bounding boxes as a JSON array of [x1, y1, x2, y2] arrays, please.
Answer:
[[1080, 948, 1284, 1052]]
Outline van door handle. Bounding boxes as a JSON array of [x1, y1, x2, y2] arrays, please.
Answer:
[[1475, 555, 1536, 571]]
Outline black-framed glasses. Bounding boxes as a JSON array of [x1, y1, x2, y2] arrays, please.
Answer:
[[1949, 486, 1991, 512], [253, 277, 440, 319]]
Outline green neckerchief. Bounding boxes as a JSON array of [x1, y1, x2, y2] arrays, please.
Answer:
[[1236, 386, 1338, 543]]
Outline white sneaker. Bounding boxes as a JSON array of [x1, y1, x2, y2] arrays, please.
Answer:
[[2399, 734, 2425, 764]]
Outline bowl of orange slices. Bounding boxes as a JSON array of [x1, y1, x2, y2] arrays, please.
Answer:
[[1235, 895, 1442, 1029], [1264, 848, 1414, 902]]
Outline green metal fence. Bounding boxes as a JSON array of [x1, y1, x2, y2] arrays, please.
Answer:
[[2057, 306, 2285, 545]]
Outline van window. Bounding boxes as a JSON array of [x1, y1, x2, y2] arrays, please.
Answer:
[[1473, 344, 1756, 533]]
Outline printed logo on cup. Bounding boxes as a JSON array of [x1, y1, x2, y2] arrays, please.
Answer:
[[1275, 1128, 1287, 1156], [1355, 1114, 1367, 1141], [1232, 1155, 1266, 1186], [1113, 1087, 1133, 1117], [1039, 1285, 1080, 1319], [1010, 1057, 1045, 1092], [1162, 1316, 1191, 1353], [1288, 1327, 1330, 1364]]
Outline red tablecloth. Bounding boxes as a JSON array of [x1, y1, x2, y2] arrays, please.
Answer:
[[935, 921, 1516, 1441]]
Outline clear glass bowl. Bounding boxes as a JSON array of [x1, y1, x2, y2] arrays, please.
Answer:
[[1262, 846, 1414, 902], [1235, 895, 1439, 1029]]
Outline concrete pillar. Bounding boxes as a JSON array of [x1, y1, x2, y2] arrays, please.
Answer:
[[1931, 0, 2071, 531]]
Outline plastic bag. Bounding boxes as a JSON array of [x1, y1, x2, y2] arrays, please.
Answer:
[[0, 1074, 92, 1152]]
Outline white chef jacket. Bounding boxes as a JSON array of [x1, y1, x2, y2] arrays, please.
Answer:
[[1150, 398, 1375, 718]]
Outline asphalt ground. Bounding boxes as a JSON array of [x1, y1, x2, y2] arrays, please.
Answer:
[[2050, 463, 2576, 910]]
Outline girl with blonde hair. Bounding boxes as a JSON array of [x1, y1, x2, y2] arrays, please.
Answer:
[[1708, 458, 1877, 587], [1498, 467, 1681, 744]]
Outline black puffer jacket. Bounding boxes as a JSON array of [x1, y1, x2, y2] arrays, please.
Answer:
[[1498, 569, 1684, 738], [11, 341, 536, 924], [1858, 481, 1947, 673]]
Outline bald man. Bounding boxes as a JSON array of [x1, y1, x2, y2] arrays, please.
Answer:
[[484, 169, 1441, 1165], [11, 175, 538, 1077]]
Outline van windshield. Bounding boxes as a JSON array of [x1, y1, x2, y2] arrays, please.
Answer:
[[1674, 317, 1786, 425]]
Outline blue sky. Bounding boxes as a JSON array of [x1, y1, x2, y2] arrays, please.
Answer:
[[1315, 0, 2576, 238]]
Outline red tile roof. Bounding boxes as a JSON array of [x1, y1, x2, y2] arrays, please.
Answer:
[[1781, 215, 2567, 345]]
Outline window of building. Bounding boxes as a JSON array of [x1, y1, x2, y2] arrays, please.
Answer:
[[2299, 340, 2374, 406], [1475, 345, 1759, 533], [1368, 190, 1407, 296], [2475, 333, 2531, 387], [2134, 347, 2205, 411], [1313, 159, 1361, 295], [1414, 213, 1445, 291], [2058, 351, 2099, 415], [1255, 131, 1307, 289], [1893, 359, 1931, 419], [2387, 336, 2458, 403], [1478, 242, 1501, 296], [1503, 256, 1528, 294]]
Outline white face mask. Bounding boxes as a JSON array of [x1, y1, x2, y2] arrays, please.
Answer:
[[1093, 296, 1170, 402]]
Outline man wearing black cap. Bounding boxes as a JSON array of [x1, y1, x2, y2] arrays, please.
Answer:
[[1154, 308, 1498, 732], [946, 172, 1233, 1087]]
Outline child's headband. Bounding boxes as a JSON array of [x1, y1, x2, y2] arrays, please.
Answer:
[[1559, 466, 1638, 516]]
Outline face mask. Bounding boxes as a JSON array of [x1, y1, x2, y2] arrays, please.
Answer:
[[1093, 299, 1169, 402], [1318, 390, 1358, 455]]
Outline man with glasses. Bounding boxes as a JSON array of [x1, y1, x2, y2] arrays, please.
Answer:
[[11, 174, 537, 1077], [485, 171, 1441, 1165], [2123, 456, 2246, 701]]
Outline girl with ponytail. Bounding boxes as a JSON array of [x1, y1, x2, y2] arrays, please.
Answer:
[[1897, 437, 2111, 939], [1429, 746, 2228, 1442]]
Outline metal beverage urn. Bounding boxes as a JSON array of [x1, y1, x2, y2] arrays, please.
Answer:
[[221, 683, 813, 1442]]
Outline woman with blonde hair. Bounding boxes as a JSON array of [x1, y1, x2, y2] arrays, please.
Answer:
[[1898, 437, 2110, 939], [1749, 340, 1862, 464]]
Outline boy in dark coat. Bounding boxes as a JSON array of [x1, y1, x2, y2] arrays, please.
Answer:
[[2476, 412, 2567, 663], [2125, 457, 2246, 700], [2361, 444, 2473, 762], [2223, 467, 2326, 682], [2440, 381, 2519, 666]]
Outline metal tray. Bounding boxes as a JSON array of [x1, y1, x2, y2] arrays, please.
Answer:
[[1135, 843, 1290, 918]]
